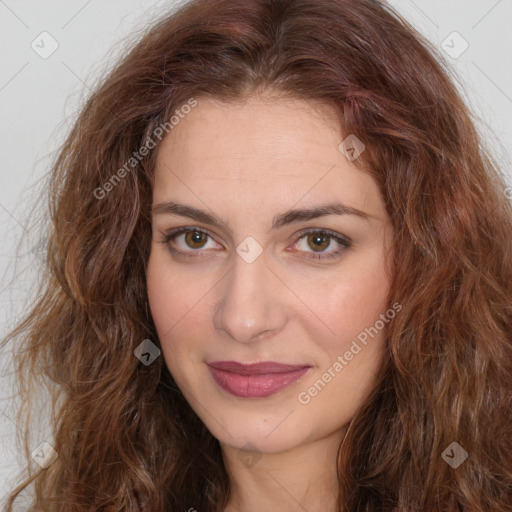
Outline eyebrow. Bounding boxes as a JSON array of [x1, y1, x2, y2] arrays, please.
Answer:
[[151, 200, 370, 231]]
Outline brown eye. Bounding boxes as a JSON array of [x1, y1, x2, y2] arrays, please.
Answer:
[[161, 227, 221, 258], [307, 233, 330, 252], [184, 230, 209, 249], [293, 229, 351, 261]]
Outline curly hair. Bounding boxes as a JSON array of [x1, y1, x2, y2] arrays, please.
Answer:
[[2, 0, 512, 510]]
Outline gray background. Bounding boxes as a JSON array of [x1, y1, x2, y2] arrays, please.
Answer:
[[1, 0, 511, 502]]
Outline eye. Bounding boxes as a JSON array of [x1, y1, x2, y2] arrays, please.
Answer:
[[158, 226, 351, 262], [292, 229, 351, 261], [159, 226, 221, 258]]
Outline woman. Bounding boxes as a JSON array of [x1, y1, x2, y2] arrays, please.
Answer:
[[3, 0, 512, 510]]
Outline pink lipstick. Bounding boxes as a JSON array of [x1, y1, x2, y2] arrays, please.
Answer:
[[207, 361, 312, 398]]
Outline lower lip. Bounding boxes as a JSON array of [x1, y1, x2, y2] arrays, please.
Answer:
[[208, 366, 311, 398]]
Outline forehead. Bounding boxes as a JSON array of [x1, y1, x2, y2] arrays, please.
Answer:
[[153, 95, 386, 221], [157, 94, 339, 168]]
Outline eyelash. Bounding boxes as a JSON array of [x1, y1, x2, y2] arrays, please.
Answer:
[[158, 226, 352, 261]]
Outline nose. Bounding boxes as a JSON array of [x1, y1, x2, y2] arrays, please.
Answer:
[[213, 250, 288, 344]]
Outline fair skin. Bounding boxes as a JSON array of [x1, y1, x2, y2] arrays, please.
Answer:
[[146, 92, 394, 512]]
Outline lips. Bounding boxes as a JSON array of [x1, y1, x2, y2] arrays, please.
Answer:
[[207, 360, 312, 398]]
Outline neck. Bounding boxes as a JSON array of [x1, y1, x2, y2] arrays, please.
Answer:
[[221, 428, 344, 512]]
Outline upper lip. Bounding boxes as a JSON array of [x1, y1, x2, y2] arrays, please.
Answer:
[[207, 361, 311, 375]]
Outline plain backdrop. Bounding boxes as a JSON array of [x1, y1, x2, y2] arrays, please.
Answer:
[[1, 0, 511, 503]]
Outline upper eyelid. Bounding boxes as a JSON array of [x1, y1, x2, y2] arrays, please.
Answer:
[[165, 226, 221, 244]]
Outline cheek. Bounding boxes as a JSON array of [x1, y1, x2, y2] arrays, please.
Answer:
[[146, 248, 216, 381], [146, 248, 207, 338], [297, 251, 391, 355], [146, 264, 177, 337]]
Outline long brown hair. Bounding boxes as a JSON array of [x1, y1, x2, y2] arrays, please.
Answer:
[[3, 0, 512, 510]]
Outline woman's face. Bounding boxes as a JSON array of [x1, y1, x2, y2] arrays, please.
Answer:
[[147, 93, 394, 455]]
